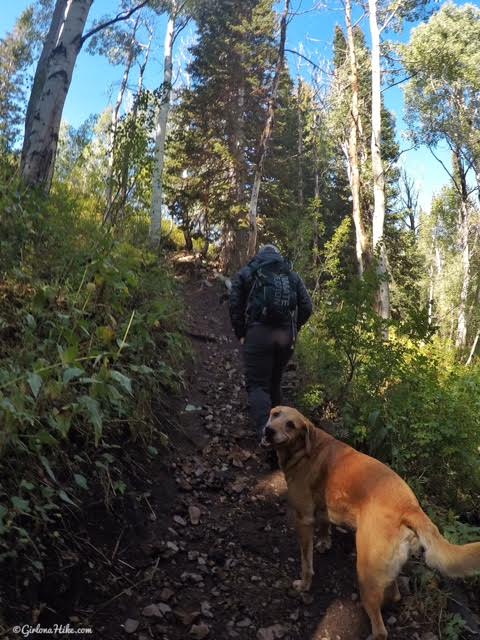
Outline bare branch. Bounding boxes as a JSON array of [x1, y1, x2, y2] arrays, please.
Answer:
[[285, 48, 321, 70], [382, 72, 417, 92], [81, 0, 151, 45]]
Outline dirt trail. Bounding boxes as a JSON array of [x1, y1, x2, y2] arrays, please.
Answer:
[[77, 273, 472, 640]]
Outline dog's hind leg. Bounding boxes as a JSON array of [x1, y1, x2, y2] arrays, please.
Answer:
[[358, 578, 388, 640], [356, 526, 392, 640], [292, 511, 315, 592]]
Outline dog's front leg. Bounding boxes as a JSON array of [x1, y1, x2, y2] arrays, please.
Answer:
[[293, 512, 314, 592]]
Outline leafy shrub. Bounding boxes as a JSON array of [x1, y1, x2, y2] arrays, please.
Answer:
[[297, 222, 480, 511], [0, 185, 189, 585]]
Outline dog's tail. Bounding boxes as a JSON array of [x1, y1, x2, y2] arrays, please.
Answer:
[[403, 509, 480, 578]]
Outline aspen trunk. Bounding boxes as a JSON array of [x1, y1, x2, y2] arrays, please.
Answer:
[[20, 0, 94, 191], [368, 0, 390, 322], [345, 0, 369, 277], [454, 151, 470, 348], [456, 199, 470, 348], [150, 4, 176, 244], [247, 0, 290, 258], [466, 331, 479, 365], [427, 234, 436, 326]]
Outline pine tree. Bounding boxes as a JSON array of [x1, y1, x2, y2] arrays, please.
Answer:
[[165, 0, 276, 271]]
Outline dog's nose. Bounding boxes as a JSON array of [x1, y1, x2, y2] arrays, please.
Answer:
[[264, 425, 275, 439]]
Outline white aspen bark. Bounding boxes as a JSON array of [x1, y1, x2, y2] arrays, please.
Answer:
[[345, 0, 369, 277], [466, 331, 479, 365], [247, 0, 290, 258], [453, 151, 470, 348], [427, 233, 436, 326], [20, 0, 93, 191], [150, 4, 176, 245], [22, 0, 68, 161], [456, 198, 470, 348], [368, 0, 390, 322]]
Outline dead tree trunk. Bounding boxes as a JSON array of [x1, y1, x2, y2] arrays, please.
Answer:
[[312, 111, 321, 265], [345, 0, 369, 277], [247, 0, 290, 258], [297, 79, 304, 209]]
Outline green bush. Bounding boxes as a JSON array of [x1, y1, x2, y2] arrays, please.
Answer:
[[0, 184, 189, 582], [297, 222, 480, 512]]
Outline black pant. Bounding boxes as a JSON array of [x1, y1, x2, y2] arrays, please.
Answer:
[[243, 323, 293, 437]]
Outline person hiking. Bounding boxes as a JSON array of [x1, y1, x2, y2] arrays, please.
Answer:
[[229, 244, 312, 439]]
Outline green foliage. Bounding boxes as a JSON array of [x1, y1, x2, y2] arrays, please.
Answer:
[[403, 2, 480, 151], [0, 182, 188, 579], [298, 219, 480, 511]]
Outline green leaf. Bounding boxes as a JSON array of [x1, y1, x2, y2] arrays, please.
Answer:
[[28, 372, 43, 399], [25, 314, 36, 329], [113, 480, 127, 495], [48, 414, 71, 438], [147, 446, 158, 456], [36, 430, 59, 447], [40, 455, 57, 482], [74, 474, 88, 490], [63, 367, 84, 384], [130, 364, 154, 375], [20, 480, 34, 491], [58, 490, 77, 506], [110, 370, 133, 395], [11, 496, 30, 512], [59, 345, 79, 366], [78, 396, 103, 446]]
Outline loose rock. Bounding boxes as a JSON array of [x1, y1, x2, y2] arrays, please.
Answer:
[[190, 622, 210, 639], [123, 619, 139, 634]]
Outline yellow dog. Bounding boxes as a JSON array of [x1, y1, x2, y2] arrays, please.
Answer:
[[262, 406, 480, 640]]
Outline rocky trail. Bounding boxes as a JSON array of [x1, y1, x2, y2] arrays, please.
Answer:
[[36, 269, 478, 640]]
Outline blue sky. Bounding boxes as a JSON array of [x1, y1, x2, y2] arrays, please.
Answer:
[[1, 0, 465, 210]]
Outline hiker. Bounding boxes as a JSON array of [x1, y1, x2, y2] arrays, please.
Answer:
[[229, 244, 312, 438]]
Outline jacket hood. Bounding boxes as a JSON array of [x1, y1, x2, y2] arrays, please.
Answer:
[[254, 245, 283, 264]]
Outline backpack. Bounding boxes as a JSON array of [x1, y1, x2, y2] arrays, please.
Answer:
[[246, 258, 297, 325]]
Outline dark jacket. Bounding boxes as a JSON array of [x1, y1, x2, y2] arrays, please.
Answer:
[[229, 246, 313, 340]]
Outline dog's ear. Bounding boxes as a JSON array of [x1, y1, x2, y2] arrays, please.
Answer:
[[304, 421, 312, 457]]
